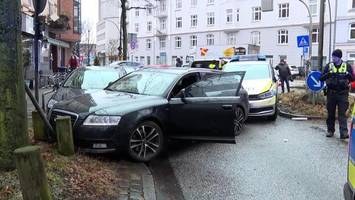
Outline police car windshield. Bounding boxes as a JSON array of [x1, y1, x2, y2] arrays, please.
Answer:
[[223, 63, 270, 80]]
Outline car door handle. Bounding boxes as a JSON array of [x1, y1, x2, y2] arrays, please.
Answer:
[[222, 105, 233, 110]]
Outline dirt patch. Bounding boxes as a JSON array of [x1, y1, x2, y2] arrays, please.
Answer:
[[0, 136, 121, 200], [278, 90, 355, 118]]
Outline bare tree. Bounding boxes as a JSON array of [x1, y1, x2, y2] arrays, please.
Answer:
[[80, 20, 95, 65], [107, 39, 119, 63]]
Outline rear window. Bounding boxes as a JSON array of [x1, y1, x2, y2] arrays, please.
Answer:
[[191, 60, 219, 69], [223, 63, 270, 80]]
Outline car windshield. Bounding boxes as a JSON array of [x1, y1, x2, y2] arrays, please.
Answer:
[[223, 63, 270, 80], [107, 70, 179, 96], [63, 69, 125, 89]]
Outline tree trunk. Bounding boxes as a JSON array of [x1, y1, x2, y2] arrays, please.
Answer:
[[0, 0, 29, 170], [14, 146, 52, 200], [121, 0, 128, 60]]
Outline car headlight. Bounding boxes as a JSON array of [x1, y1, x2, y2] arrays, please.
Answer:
[[47, 99, 58, 109], [258, 89, 276, 99], [83, 115, 121, 126]]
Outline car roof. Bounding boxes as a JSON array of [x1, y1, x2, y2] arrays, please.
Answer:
[[78, 66, 125, 71], [141, 67, 220, 74], [227, 61, 269, 65]]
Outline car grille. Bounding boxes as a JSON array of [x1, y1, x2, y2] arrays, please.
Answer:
[[250, 106, 274, 113], [50, 109, 79, 127], [248, 94, 260, 100]]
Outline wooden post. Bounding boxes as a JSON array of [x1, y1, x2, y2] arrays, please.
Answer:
[[55, 116, 75, 156], [14, 146, 52, 200], [32, 111, 46, 141]]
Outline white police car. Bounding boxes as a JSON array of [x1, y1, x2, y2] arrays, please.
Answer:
[[223, 55, 278, 120]]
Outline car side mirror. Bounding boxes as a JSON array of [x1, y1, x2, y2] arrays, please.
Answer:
[[180, 88, 187, 103]]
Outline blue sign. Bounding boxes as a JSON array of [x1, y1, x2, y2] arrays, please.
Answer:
[[307, 71, 325, 92], [297, 35, 309, 48], [303, 47, 308, 54]]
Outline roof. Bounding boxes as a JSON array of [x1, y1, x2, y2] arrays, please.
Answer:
[[141, 67, 219, 74]]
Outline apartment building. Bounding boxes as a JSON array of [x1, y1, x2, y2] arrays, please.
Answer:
[[126, 0, 353, 67]]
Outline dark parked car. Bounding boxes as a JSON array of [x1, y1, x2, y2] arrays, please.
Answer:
[[49, 67, 248, 162], [46, 66, 127, 111]]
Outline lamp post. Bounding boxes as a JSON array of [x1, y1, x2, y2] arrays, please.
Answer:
[[298, 0, 313, 72]]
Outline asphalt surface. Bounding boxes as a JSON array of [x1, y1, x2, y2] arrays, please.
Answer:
[[161, 117, 348, 200]]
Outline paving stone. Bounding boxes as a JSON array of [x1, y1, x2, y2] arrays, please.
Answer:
[[129, 191, 144, 199], [118, 194, 129, 200], [119, 180, 130, 188], [130, 173, 141, 181]]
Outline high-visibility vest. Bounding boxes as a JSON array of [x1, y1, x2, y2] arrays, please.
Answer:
[[329, 62, 347, 73], [209, 63, 216, 69]]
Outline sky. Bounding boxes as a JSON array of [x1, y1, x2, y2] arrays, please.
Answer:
[[81, 0, 99, 42]]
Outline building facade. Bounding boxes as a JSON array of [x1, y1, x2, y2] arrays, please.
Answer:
[[123, 0, 354, 68], [96, 0, 122, 65]]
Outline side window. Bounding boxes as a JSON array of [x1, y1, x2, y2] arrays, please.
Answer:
[[185, 72, 243, 97], [171, 73, 200, 97]]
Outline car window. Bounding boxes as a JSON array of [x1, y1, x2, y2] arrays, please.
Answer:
[[223, 63, 270, 80], [184, 72, 244, 97], [171, 73, 200, 97], [107, 70, 179, 96], [63, 69, 125, 89], [191, 60, 219, 69]]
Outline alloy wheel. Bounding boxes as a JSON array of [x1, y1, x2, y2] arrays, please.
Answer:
[[129, 121, 163, 162], [234, 108, 245, 136]]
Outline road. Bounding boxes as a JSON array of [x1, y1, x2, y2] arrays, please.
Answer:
[[151, 117, 349, 200]]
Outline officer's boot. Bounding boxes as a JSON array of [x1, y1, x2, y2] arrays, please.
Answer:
[[326, 131, 334, 137]]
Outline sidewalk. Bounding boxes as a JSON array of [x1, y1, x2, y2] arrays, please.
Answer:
[[25, 89, 158, 200]]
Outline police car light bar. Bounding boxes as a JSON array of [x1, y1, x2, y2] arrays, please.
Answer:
[[230, 54, 266, 62]]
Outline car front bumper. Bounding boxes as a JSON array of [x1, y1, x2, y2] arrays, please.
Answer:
[[248, 96, 277, 117], [344, 182, 355, 200]]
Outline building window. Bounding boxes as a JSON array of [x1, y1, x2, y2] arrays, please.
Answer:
[[309, 0, 317, 16], [176, 17, 182, 28], [312, 28, 319, 43], [175, 37, 182, 48], [278, 29, 289, 44], [160, 18, 166, 30], [207, 0, 214, 4], [350, 24, 355, 40], [160, 0, 166, 12], [226, 9, 233, 23], [147, 21, 152, 32], [147, 56, 151, 65], [156, 56, 160, 64], [147, 8, 152, 15], [135, 23, 139, 32], [176, 0, 182, 9], [146, 39, 151, 49], [191, 15, 197, 27], [207, 34, 214, 46], [140, 56, 145, 64], [135, 10, 139, 16], [227, 33, 236, 45], [160, 38, 166, 49], [73, 0, 81, 33], [236, 9, 240, 22], [191, 0, 197, 7], [190, 35, 197, 47], [251, 31, 261, 45], [353, 0, 355, 8], [252, 7, 261, 22], [279, 3, 289, 18], [207, 12, 215, 26]]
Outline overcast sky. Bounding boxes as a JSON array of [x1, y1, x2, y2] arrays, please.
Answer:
[[81, 0, 98, 41]]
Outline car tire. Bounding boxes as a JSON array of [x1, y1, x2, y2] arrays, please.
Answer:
[[127, 121, 164, 162], [234, 107, 245, 136]]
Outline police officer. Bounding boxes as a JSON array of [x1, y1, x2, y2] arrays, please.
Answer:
[[320, 49, 354, 139]]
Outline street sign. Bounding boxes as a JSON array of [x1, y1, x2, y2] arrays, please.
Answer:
[[306, 71, 325, 92], [130, 41, 136, 49], [303, 47, 308, 54], [297, 35, 309, 48]]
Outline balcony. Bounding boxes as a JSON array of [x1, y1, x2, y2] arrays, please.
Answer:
[[155, 10, 168, 18], [155, 29, 167, 37], [48, 14, 70, 33]]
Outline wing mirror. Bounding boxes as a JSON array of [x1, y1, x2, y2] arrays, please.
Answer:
[[180, 88, 187, 103]]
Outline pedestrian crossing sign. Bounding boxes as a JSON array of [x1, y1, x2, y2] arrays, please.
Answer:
[[297, 35, 309, 48]]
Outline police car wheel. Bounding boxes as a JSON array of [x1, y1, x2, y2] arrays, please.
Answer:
[[234, 107, 245, 136]]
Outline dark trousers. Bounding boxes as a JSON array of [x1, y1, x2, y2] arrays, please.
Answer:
[[326, 91, 349, 135], [280, 78, 290, 93]]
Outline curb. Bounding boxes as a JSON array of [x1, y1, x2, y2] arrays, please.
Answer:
[[141, 163, 157, 200], [278, 108, 325, 120]]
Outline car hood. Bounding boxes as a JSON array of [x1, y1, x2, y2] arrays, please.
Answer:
[[242, 79, 273, 95], [52, 90, 167, 116], [51, 87, 100, 102]]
